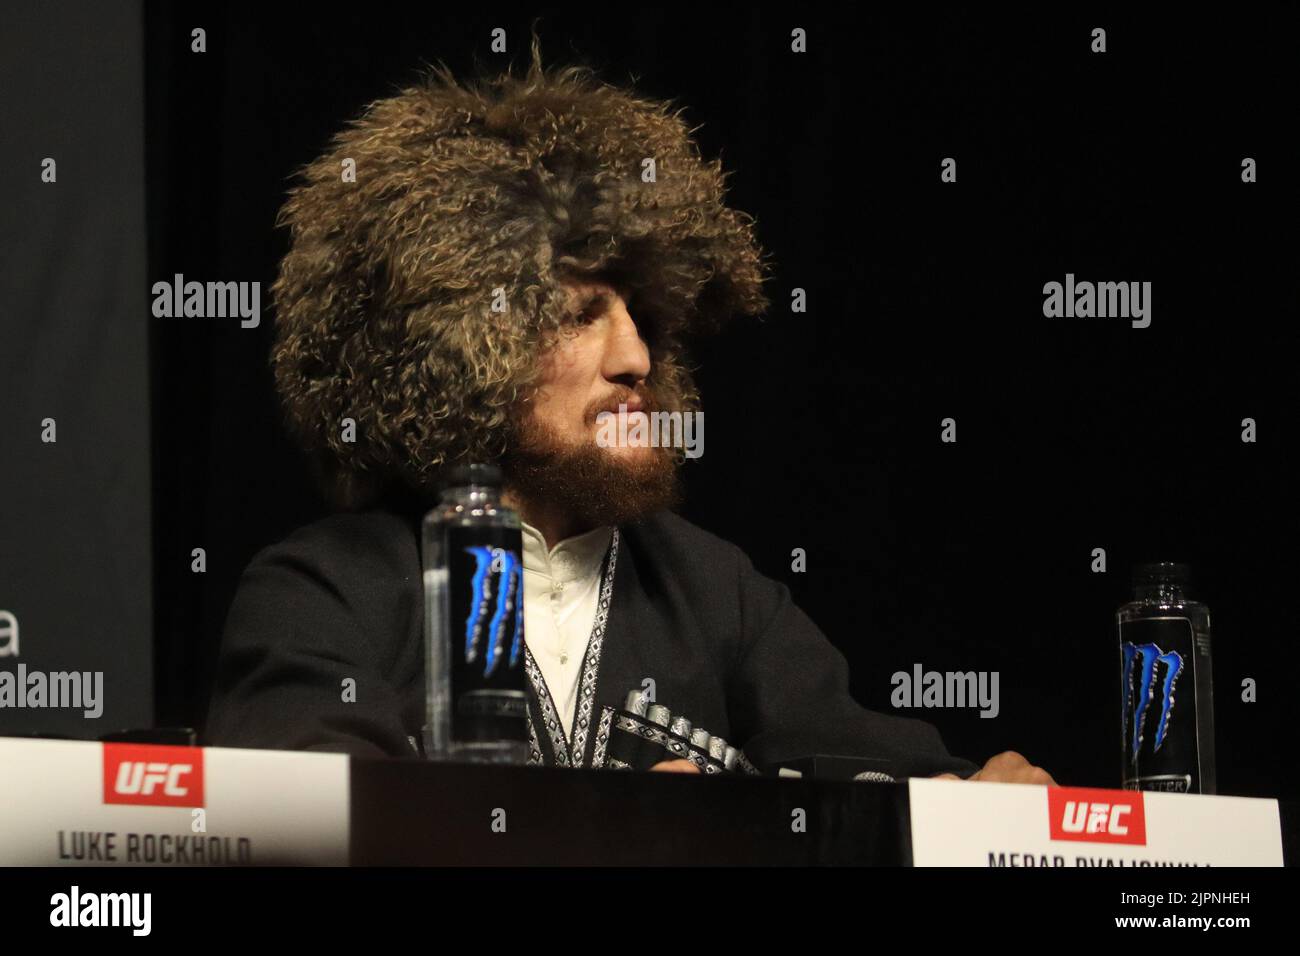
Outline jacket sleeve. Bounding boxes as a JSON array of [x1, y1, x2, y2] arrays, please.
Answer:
[[724, 550, 979, 779], [203, 522, 420, 759]]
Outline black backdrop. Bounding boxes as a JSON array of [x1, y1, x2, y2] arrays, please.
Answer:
[[144, 5, 1299, 797], [0, 0, 153, 736]]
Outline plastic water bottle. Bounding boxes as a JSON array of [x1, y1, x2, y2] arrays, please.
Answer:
[[421, 463, 529, 763], [1118, 562, 1215, 793]]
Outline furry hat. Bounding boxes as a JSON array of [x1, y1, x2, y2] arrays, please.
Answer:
[[270, 39, 771, 509]]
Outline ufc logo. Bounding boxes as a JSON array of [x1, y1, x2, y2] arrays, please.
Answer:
[[1048, 786, 1146, 845], [1062, 801, 1129, 835], [103, 743, 205, 807], [114, 761, 191, 797]]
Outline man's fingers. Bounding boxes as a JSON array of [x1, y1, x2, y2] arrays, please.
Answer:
[[985, 750, 1030, 771], [649, 759, 701, 774], [976, 751, 1057, 786]]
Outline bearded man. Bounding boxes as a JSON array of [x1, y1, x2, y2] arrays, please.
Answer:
[[205, 45, 1054, 786]]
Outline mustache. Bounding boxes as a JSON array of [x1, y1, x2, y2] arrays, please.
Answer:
[[585, 385, 661, 423]]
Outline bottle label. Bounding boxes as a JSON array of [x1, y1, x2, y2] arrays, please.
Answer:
[[447, 526, 528, 742], [1119, 617, 1201, 793]]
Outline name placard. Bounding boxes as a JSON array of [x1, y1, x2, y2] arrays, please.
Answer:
[[908, 779, 1283, 867], [0, 737, 349, 865]]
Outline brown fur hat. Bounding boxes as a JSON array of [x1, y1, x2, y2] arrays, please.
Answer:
[[270, 39, 771, 509]]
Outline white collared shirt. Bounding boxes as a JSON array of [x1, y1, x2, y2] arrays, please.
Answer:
[[521, 521, 614, 737]]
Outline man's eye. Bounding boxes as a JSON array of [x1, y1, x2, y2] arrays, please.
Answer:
[[576, 297, 608, 322]]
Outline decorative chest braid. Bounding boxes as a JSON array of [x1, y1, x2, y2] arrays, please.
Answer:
[[590, 688, 762, 775]]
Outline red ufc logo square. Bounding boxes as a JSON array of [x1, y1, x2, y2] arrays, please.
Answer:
[[103, 743, 205, 807], [1048, 786, 1146, 845]]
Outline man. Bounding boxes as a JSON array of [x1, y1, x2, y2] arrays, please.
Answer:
[[205, 43, 1055, 786]]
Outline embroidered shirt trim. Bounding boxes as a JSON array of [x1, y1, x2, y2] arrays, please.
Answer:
[[523, 529, 619, 768]]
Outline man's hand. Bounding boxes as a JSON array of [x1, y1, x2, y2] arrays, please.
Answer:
[[932, 750, 1057, 786], [649, 759, 701, 774]]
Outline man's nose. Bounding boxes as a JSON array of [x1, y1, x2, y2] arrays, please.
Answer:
[[602, 303, 651, 384]]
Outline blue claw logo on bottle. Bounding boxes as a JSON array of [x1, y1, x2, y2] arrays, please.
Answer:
[[464, 545, 523, 677], [1121, 642, 1183, 759], [1118, 562, 1216, 794]]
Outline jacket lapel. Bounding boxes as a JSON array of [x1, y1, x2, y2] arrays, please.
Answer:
[[524, 529, 621, 768]]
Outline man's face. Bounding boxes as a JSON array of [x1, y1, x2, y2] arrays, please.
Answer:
[[531, 276, 654, 457], [500, 275, 680, 527]]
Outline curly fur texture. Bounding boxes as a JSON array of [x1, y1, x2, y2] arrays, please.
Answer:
[[271, 38, 771, 509]]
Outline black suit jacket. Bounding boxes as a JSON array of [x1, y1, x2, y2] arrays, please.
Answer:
[[204, 506, 979, 779]]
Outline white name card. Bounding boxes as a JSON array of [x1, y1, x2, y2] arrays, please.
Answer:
[[0, 737, 349, 865], [909, 778, 1283, 867]]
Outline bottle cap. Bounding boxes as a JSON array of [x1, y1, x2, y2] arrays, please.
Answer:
[[1133, 562, 1192, 587], [443, 463, 503, 489]]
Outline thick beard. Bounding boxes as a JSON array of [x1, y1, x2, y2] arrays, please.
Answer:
[[500, 413, 682, 530]]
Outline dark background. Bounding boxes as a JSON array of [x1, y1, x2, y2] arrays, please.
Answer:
[[0, 1, 153, 735], [138, 6, 1298, 796]]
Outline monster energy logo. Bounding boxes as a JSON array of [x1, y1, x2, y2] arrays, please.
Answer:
[[1121, 642, 1184, 760], [464, 546, 523, 677]]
